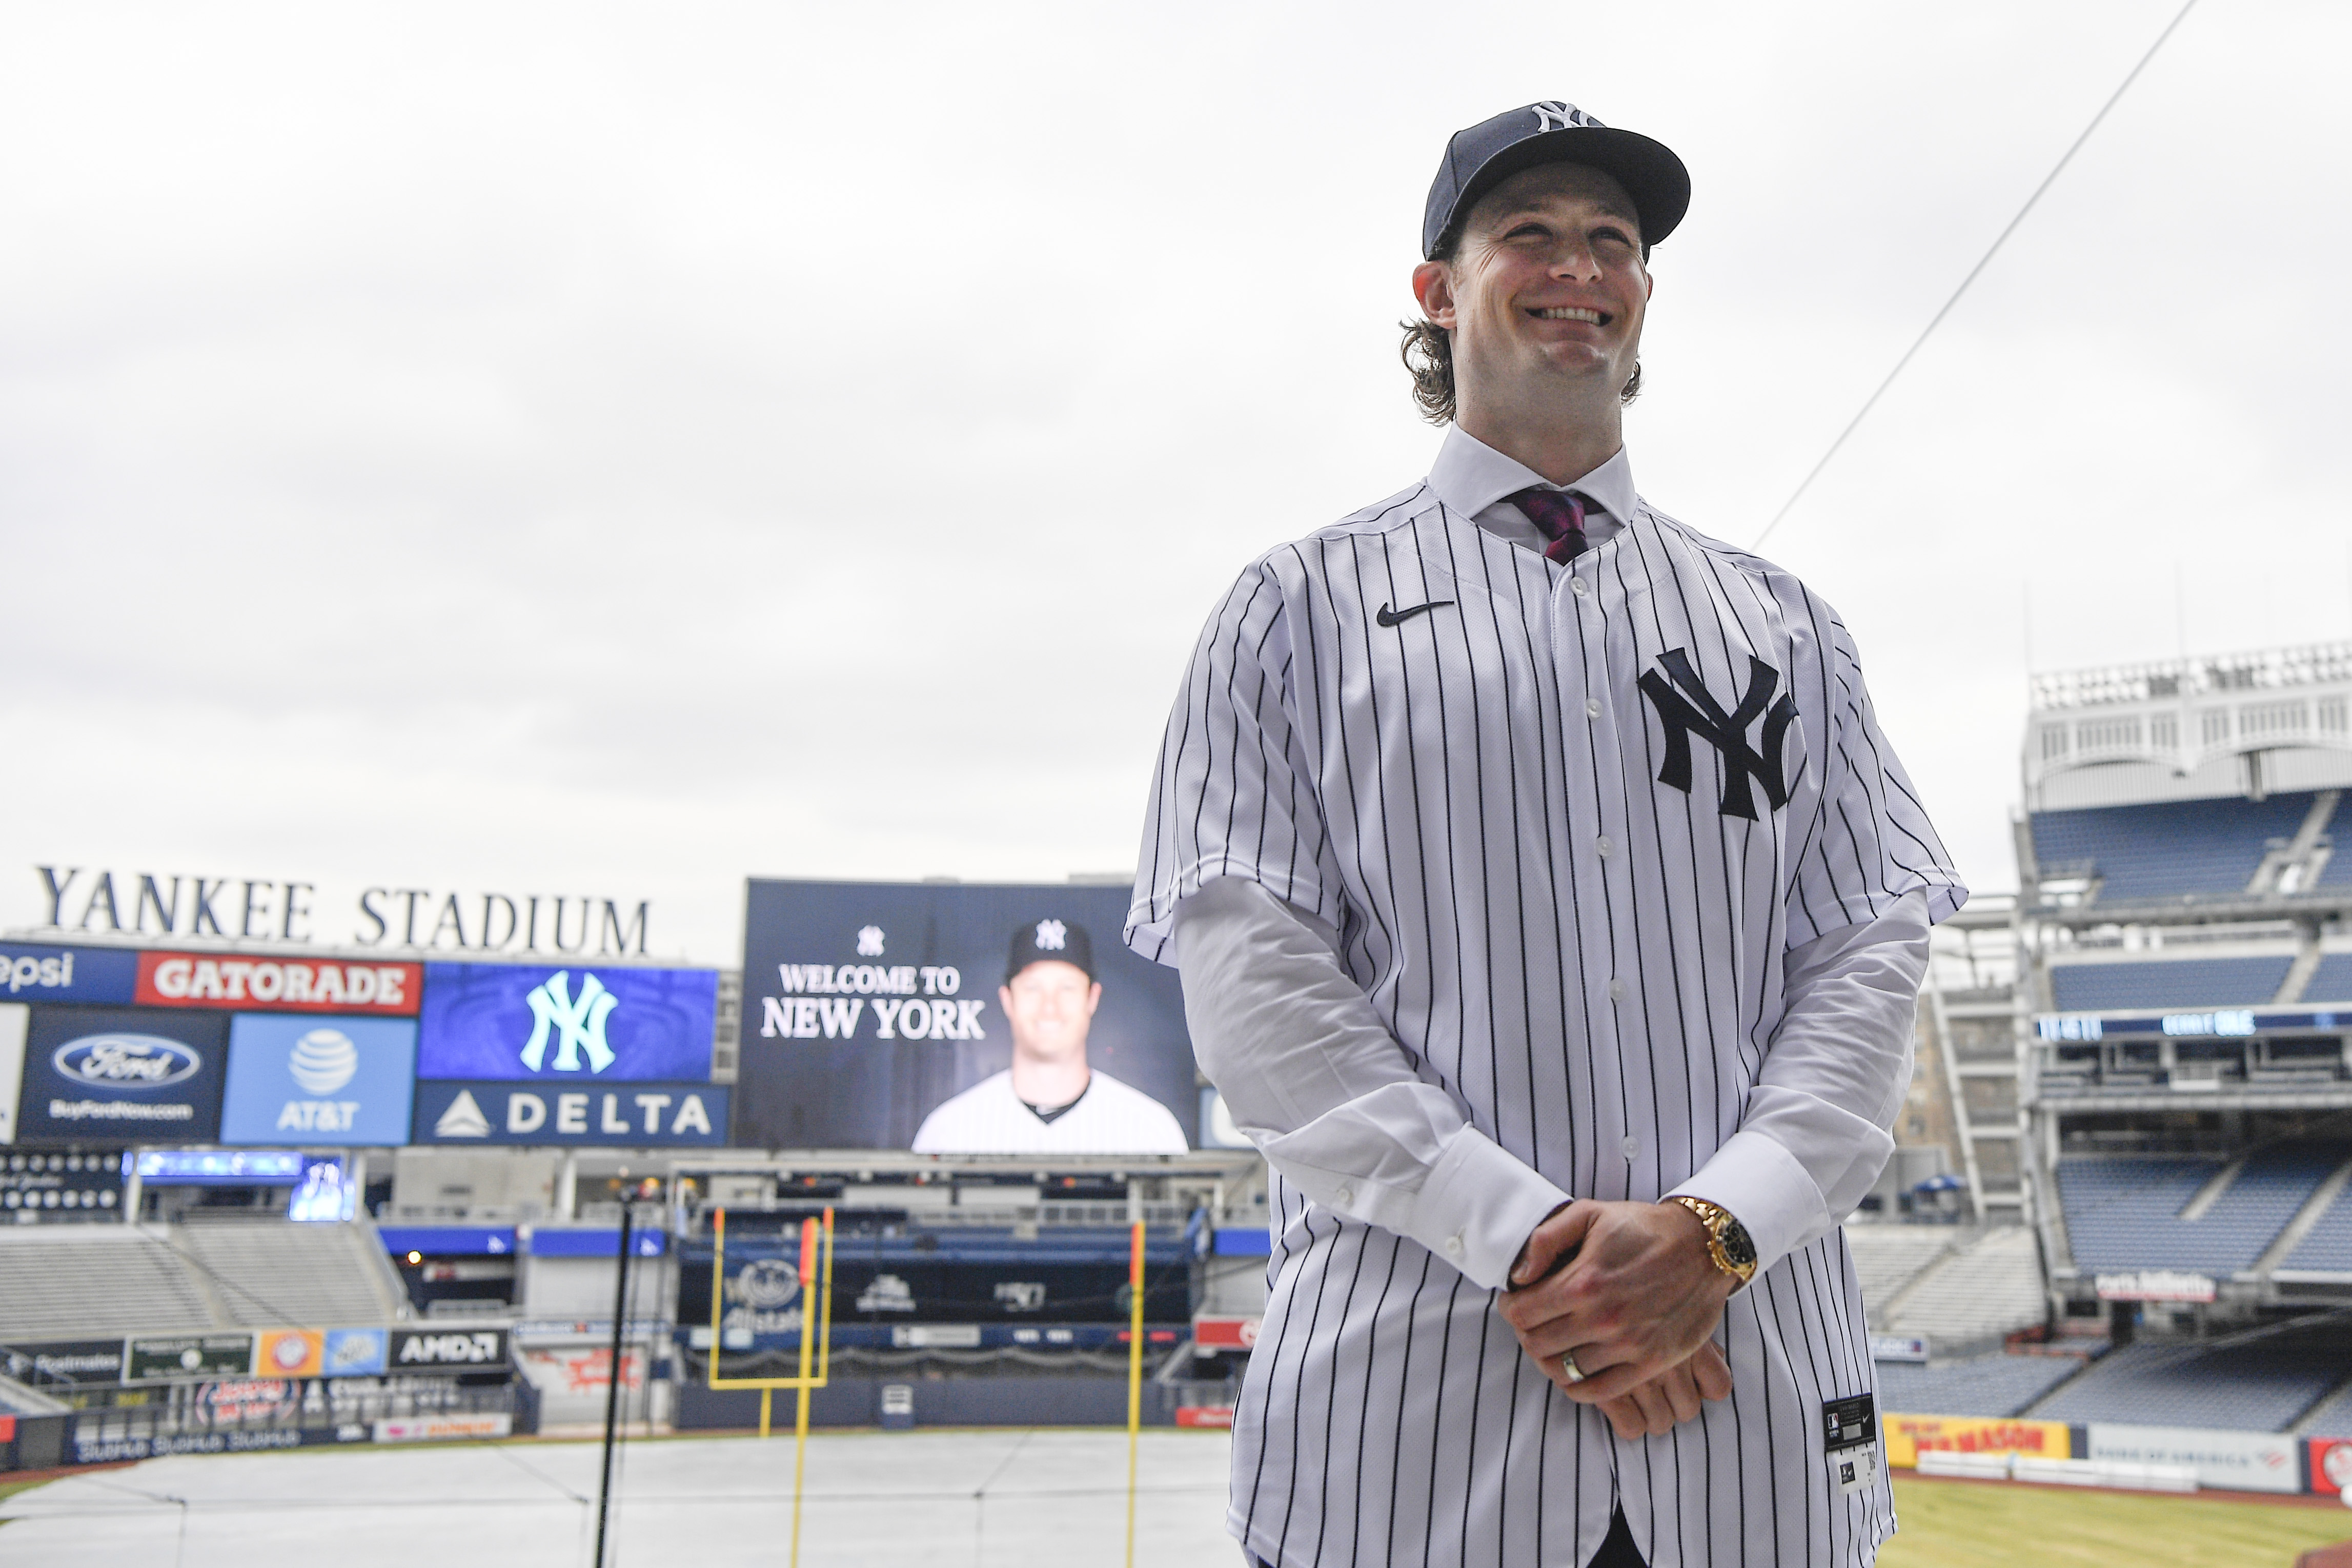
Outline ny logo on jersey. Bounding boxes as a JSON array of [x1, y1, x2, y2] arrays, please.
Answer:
[[1530, 101, 1602, 133], [1637, 648, 1797, 820]]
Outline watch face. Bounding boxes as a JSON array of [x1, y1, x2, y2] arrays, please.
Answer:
[[1720, 1219, 1758, 1271]]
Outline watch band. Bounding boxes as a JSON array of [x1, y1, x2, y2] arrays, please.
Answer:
[[1668, 1195, 1759, 1285]]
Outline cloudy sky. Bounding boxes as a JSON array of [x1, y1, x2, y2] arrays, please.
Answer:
[[4, 1, 2346, 964]]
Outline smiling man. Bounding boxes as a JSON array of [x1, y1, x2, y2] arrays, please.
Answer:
[[1128, 102, 1965, 1567]]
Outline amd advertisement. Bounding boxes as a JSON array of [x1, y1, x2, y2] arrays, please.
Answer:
[[734, 880, 1197, 1152], [413, 962, 724, 1146]]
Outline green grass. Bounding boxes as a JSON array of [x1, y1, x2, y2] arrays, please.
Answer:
[[1881, 1476, 2352, 1567]]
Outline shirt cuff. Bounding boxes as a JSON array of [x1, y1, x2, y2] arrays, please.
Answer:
[[1407, 1129, 1571, 1291], [1666, 1129, 1827, 1285]]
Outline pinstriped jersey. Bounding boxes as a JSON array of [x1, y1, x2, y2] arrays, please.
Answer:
[[1125, 480, 1963, 1567]]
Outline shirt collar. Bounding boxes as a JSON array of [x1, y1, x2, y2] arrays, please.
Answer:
[[1428, 424, 1639, 528]]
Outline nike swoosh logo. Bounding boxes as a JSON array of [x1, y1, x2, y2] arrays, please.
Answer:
[[1376, 599, 1455, 628]]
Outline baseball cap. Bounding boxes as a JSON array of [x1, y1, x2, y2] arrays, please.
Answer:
[[1423, 100, 1691, 259], [1007, 918, 1095, 983]]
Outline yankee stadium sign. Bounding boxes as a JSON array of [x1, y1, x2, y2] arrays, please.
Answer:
[[29, 866, 652, 955]]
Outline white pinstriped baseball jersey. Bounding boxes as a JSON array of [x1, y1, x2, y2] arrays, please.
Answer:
[[1126, 436, 1963, 1567], [909, 1068, 1189, 1154]]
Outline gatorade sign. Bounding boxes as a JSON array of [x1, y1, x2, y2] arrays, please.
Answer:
[[137, 952, 421, 1015]]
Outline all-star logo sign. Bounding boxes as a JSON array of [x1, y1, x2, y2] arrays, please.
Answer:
[[1637, 648, 1798, 820]]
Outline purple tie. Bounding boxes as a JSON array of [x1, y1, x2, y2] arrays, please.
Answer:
[[1510, 487, 1589, 564]]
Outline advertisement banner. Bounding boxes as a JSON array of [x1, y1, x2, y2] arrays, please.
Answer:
[[388, 1328, 510, 1371], [374, 1413, 512, 1443], [2094, 1270, 2217, 1303], [137, 953, 421, 1016], [416, 962, 716, 1084], [411, 1080, 727, 1147], [735, 880, 1196, 1150], [322, 1328, 389, 1378], [0, 1003, 22, 1143], [0, 943, 138, 1006], [2086, 1423, 2302, 1494], [131, 1148, 304, 1184], [2312, 1437, 2352, 1497], [125, 1334, 255, 1384], [1883, 1413, 2071, 1468], [17, 1008, 228, 1145], [219, 1014, 418, 1145], [255, 1329, 325, 1379], [2, 1150, 125, 1218], [1, 1338, 125, 1387]]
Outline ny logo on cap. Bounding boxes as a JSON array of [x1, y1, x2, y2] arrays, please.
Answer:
[[1035, 920, 1068, 951], [1638, 648, 1797, 820], [1530, 101, 1603, 133]]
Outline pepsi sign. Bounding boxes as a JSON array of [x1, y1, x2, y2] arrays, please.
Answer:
[[416, 963, 717, 1083], [17, 1008, 227, 1145], [0, 943, 137, 1006]]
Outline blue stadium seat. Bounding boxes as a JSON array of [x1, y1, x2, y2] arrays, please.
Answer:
[[2058, 1145, 2345, 1274], [2027, 1340, 2340, 1432], [2281, 1177, 2352, 1273], [2030, 792, 2319, 904], [2300, 1380, 2352, 1437], [2299, 952, 2352, 1002], [1873, 1353, 2087, 1419], [2047, 956, 2292, 1011]]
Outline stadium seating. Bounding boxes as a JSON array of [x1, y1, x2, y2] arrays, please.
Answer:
[[176, 1217, 407, 1327], [1871, 1228, 2047, 1350], [1844, 1226, 1961, 1316], [0, 1220, 405, 1340], [2058, 1146, 2345, 1274], [2281, 1179, 2352, 1273], [2029, 792, 2322, 905], [0, 1226, 218, 1339], [2299, 952, 2352, 1001], [2296, 1378, 2352, 1437], [1874, 1353, 2087, 1419], [2046, 955, 2293, 1011], [2027, 1339, 2342, 1431]]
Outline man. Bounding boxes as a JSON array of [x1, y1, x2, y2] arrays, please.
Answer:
[[910, 919, 1188, 1154], [1127, 101, 1963, 1568]]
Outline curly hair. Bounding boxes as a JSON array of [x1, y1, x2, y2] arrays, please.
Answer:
[[1401, 317, 1641, 425]]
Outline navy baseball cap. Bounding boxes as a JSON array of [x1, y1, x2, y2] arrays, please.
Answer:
[[1423, 100, 1690, 259], [1007, 917, 1095, 983]]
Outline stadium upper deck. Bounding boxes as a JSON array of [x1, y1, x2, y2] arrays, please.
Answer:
[[2018, 641, 2352, 1323]]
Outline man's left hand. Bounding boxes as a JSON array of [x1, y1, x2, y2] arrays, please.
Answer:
[[1497, 1199, 1736, 1406]]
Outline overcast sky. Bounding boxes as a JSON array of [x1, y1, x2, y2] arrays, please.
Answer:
[[4, 1, 2347, 965]]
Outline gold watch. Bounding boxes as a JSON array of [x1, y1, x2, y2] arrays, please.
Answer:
[[1667, 1195, 1759, 1286]]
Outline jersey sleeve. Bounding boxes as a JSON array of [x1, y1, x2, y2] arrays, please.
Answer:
[[1783, 615, 1968, 946], [1126, 558, 1348, 966]]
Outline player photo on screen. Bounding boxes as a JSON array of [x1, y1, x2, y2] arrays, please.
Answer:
[[910, 920, 1185, 1154], [733, 879, 1197, 1151]]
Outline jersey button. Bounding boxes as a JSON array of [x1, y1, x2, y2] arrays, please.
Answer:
[[1621, 1136, 1641, 1160], [1335, 1185, 1355, 1208], [1585, 697, 1601, 719], [1608, 978, 1626, 1002], [1570, 578, 1590, 599], [1443, 1235, 1465, 1260], [1595, 836, 1613, 858]]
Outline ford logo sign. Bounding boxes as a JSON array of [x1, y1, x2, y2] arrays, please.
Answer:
[[53, 1034, 202, 1088]]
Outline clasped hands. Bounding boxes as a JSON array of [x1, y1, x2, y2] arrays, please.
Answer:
[[1497, 1199, 1736, 1441]]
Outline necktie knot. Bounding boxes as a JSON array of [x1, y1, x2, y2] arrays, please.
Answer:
[[1509, 488, 1590, 564]]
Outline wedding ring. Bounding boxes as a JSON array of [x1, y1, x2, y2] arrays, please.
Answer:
[[1559, 1352, 1586, 1384]]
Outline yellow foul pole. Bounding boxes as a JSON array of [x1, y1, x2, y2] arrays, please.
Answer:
[[1126, 1218, 1145, 1568], [791, 1214, 817, 1568]]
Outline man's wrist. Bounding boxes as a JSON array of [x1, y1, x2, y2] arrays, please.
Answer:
[[1664, 1195, 1758, 1286], [1507, 1199, 1576, 1289]]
